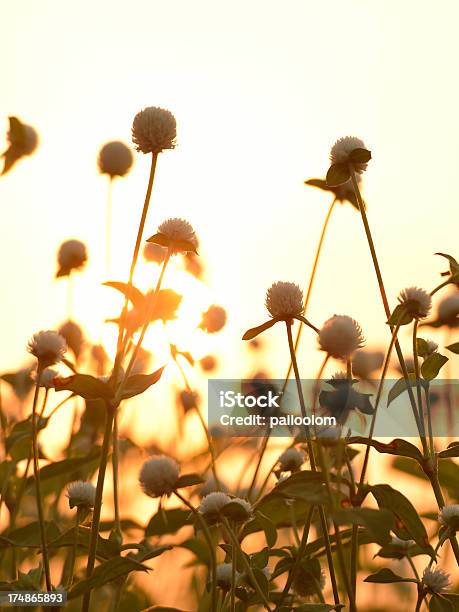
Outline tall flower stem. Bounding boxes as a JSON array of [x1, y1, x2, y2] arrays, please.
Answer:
[[285, 323, 342, 607], [105, 176, 114, 278], [412, 320, 428, 449], [112, 412, 121, 534], [174, 491, 217, 612], [65, 508, 83, 589], [221, 516, 272, 611], [31, 367, 52, 591], [82, 404, 115, 612]]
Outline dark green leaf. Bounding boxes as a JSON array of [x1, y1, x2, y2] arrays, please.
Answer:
[[145, 509, 191, 537], [268, 470, 328, 504], [417, 338, 430, 357], [386, 304, 413, 326], [175, 473, 204, 489], [120, 367, 165, 400], [446, 342, 459, 355], [421, 353, 448, 380], [48, 526, 118, 560], [251, 548, 269, 569], [6, 416, 48, 461], [179, 537, 211, 567], [364, 568, 416, 584], [332, 508, 393, 546], [295, 605, 344, 611], [349, 148, 371, 163], [326, 163, 350, 187], [254, 511, 277, 548], [25, 449, 101, 493], [394, 457, 459, 502], [0, 521, 61, 549], [242, 318, 277, 341], [54, 374, 112, 400], [388, 374, 427, 407], [429, 595, 454, 612], [438, 442, 459, 459], [349, 437, 423, 463]]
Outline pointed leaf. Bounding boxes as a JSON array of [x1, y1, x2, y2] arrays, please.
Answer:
[[255, 511, 278, 548], [120, 367, 165, 400], [388, 374, 427, 407], [242, 318, 277, 341], [332, 508, 393, 546], [349, 437, 423, 463], [349, 148, 371, 163], [364, 568, 416, 584], [386, 304, 413, 326], [175, 473, 205, 489], [446, 342, 459, 355], [145, 508, 192, 537], [438, 442, 459, 459], [421, 353, 448, 380], [326, 163, 350, 187], [429, 595, 454, 612], [103, 282, 145, 308], [54, 374, 113, 400]]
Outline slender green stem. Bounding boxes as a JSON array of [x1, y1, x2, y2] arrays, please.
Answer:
[[230, 545, 236, 612], [221, 517, 272, 611], [82, 405, 114, 612], [174, 491, 217, 612], [415, 591, 425, 612], [424, 385, 435, 459], [407, 553, 420, 581], [31, 366, 52, 590], [413, 320, 428, 452]]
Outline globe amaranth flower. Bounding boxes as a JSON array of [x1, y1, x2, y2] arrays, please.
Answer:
[[98, 141, 133, 177], [200, 305, 227, 333], [398, 286, 432, 320], [438, 504, 459, 532], [147, 218, 198, 254], [330, 136, 369, 173], [67, 481, 96, 509], [28, 331, 67, 368], [199, 491, 232, 521], [132, 107, 176, 154], [2, 117, 38, 175], [278, 447, 305, 472], [318, 315, 365, 359], [139, 455, 180, 498], [265, 282, 303, 319], [421, 567, 451, 594], [56, 240, 88, 277], [58, 320, 84, 360]]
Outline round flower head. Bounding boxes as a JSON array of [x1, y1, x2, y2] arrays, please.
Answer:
[[216, 563, 239, 589], [2, 117, 38, 175], [330, 136, 368, 173], [278, 447, 305, 472], [98, 141, 133, 177], [438, 294, 459, 322], [292, 565, 326, 598], [28, 330, 67, 367], [265, 282, 303, 319], [132, 106, 176, 154], [318, 315, 365, 359], [422, 567, 451, 594], [154, 217, 198, 253], [139, 455, 180, 498], [199, 355, 217, 372], [200, 305, 227, 333], [438, 504, 459, 532], [198, 491, 231, 522], [58, 320, 84, 360], [36, 368, 58, 389], [67, 481, 96, 509], [57, 239, 88, 277], [398, 286, 432, 319]]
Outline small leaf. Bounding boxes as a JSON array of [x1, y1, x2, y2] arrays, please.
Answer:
[[387, 374, 427, 407], [386, 304, 413, 326], [54, 374, 113, 400], [120, 367, 165, 400], [326, 163, 350, 187], [145, 508, 191, 537], [242, 318, 277, 341], [364, 568, 416, 584], [175, 473, 205, 489], [349, 148, 371, 163], [251, 548, 269, 569], [417, 338, 430, 357], [446, 342, 459, 354], [349, 437, 423, 463], [332, 508, 393, 546], [179, 537, 211, 566], [255, 511, 277, 548], [438, 442, 459, 459], [421, 353, 448, 380], [429, 594, 454, 612]]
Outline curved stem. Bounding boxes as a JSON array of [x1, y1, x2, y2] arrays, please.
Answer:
[[174, 491, 217, 612], [82, 405, 114, 612], [31, 366, 52, 590]]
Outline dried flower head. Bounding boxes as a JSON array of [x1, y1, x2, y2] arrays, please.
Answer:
[[132, 107, 176, 154], [200, 305, 227, 333], [438, 294, 459, 322], [422, 567, 451, 594], [57, 240, 88, 277], [278, 447, 305, 472], [58, 320, 84, 360], [198, 492, 231, 521], [28, 331, 67, 367], [139, 455, 180, 498], [2, 117, 38, 175], [398, 287, 432, 319], [148, 218, 198, 254], [98, 141, 133, 177], [438, 504, 459, 532], [330, 136, 368, 173], [319, 315, 365, 359], [265, 282, 303, 318], [67, 481, 96, 509]]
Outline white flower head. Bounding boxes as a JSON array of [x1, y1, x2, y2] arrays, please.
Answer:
[[398, 286, 432, 319], [36, 368, 58, 389], [319, 315, 365, 359], [278, 447, 305, 472], [438, 294, 459, 322], [57, 239, 88, 277], [58, 320, 84, 359], [422, 567, 451, 594], [67, 481, 96, 509], [98, 141, 133, 177], [330, 136, 368, 173], [139, 455, 180, 498], [154, 218, 198, 253], [438, 504, 459, 531], [132, 106, 176, 154], [216, 563, 240, 589], [352, 349, 384, 379], [265, 281, 303, 318], [28, 330, 67, 367], [200, 305, 227, 334], [199, 491, 231, 521]]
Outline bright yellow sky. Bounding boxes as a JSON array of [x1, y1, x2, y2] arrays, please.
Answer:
[[2, 0, 459, 381]]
